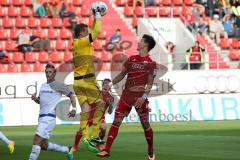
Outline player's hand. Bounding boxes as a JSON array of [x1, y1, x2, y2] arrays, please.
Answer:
[[68, 109, 76, 118], [134, 97, 145, 108], [31, 93, 37, 101]]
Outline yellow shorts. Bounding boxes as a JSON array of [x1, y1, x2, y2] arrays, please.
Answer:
[[73, 77, 101, 106]]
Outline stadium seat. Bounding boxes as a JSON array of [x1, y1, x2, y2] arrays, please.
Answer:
[[20, 7, 33, 17], [7, 63, 19, 72], [115, 0, 126, 6], [33, 29, 47, 38], [220, 38, 230, 49], [33, 63, 44, 72], [48, 29, 59, 39], [10, 29, 21, 40], [0, 42, 5, 50], [98, 30, 107, 39], [63, 18, 71, 27], [50, 52, 63, 62], [146, 7, 158, 17], [2, 18, 14, 28], [52, 18, 63, 28], [56, 40, 67, 50], [5, 41, 17, 51], [8, 6, 19, 17], [38, 52, 49, 63], [25, 0, 32, 6], [40, 18, 52, 28], [73, 0, 82, 6], [12, 0, 24, 6], [162, 0, 172, 6], [13, 52, 24, 63], [102, 52, 112, 62], [21, 63, 32, 72], [15, 18, 27, 28], [101, 62, 111, 71], [172, 0, 183, 6], [0, 29, 9, 39], [28, 18, 39, 28], [135, 6, 144, 17], [58, 63, 73, 72], [172, 7, 182, 16], [63, 52, 73, 62], [81, 5, 90, 17], [93, 40, 102, 51], [231, 38, 240, 49], [229, 50, 239, 60], [25, 52, 37, 63], [68, 6, 81, 16], [159, 7, 170, 17], [0, 0, 11, 6], [184, 0, 194, 5], [124, 6, 134, 17], [0, 64, 7, 73], [60, 28, 72, 39], [0, 7, 7, 17]]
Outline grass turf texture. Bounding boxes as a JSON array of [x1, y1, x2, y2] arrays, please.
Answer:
[[0, 121, 240, 160]]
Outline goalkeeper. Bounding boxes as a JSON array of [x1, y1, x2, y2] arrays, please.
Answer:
[[72, 2, 105, 153]]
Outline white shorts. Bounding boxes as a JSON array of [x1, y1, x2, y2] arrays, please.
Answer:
[[36, 116, 56, 139]]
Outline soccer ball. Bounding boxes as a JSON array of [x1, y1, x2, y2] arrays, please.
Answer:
[[91, 1, 108, 16]]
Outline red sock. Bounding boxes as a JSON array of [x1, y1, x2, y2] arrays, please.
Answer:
[[74, 131, 82, 150], [144, 127, 154, 154], [99, 127, 106, 140], [105, 125, 119, 153]]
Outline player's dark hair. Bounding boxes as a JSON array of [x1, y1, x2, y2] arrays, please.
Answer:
[[116, 28, 121, 32], [103, 78, 111, 84], [45, 63, 56, 73], [143, 34, 156, 52], [74, 23, 88, 38]]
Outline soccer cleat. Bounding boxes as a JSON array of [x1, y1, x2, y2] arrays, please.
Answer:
[[148, 154, 155, 160], [82, 138, 99, 153], [67, 147, 74, 160], [8, 141, 15, 154], [91, 137, 105, 144], [97, 150, 110, 157]]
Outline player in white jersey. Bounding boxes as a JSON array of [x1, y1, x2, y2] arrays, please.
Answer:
[[28, 63, 77, 160], [0, 131, 15, 154]]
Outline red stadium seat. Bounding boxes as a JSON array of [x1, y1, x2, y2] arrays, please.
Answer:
[[220, 38, 230, 49], [2, 18, 14, 28], [134, 6, 144, 17], [58, 63, 73, 72], [7, 63, 19, 72], [48, 29, 59, 39], [63, 18, 71, 27], [93, 40, 102, 51], [5, 41, 17, 51], [28, 18, 39, 28], [60, 28, 72, 39], [56, 40, 67, 50], [102, 52, 112, 62], [124, 6, 134, 17], [25, 0, 32, 6], [13, 52, 24, 63], [25, 52, 37, 63], [8, 6, 19, 17], [50, 52, 63, 62], [172, 7, 182, 16], [33, 63, 44, 72], [38, 52, 49, 63], [20, 7, 32, 17], [98, 30, 107, 39], [81, 5, 90, 17], [0, 64, 7, 73], [146, 7, 157, 17], [68, 6, 81, 16], [229, 50, 239, 60], [15, 18, 27, 28], [33, 29, 47, 38], [0, 0, 11, 6], [162, 0, 172, 6], [184, 0, 194, 5], [101, 62, 111, 71], [0, 7, 7, 17], [115, 0, 126, 6], [172, 0, 183, 6], [63, 52, 73, 62], [40, 18, 52, 28], [10, 29, 21, 40], [0, 42, 5, 50], [159, 7, 170, 17], [12, 0, 24, 6], [231, 38, 240, 49], [0, 29, 9, 39], [52, 18, 63, 28], [21, 63, 32, 72], [73, 0, 82, 6]]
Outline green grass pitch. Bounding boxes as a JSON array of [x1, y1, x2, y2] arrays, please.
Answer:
[[0, 121, 240, 160]]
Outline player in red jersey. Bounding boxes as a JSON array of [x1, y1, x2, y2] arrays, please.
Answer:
[[97, 34, 157, 160], [73, 79, 114, 151]]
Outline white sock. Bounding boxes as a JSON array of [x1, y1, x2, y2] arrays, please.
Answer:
[[0, 131, 11, 145], [47, 142, 69, 153], [29, 145, 41, 160]]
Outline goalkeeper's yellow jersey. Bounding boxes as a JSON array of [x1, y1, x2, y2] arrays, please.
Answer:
[[72, 19, 102, 77]]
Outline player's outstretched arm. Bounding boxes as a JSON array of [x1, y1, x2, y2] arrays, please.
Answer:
[[111, 66, 127, 85], [68, 94, 77, 118], [90, 9, 102, 42], [31, 93, 40, 104]]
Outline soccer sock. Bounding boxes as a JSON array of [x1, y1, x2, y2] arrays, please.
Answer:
[[144, 127, 154, 154], [47, 142, 69, 153], [92, 105, 105, 138], [105, 125, 119, 153], [99, 127, 106, 140], [29, 145, 41, 160], [80, 111, 90, 140], [74, 131, 82, 150], [0, 131, 11, 145]]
